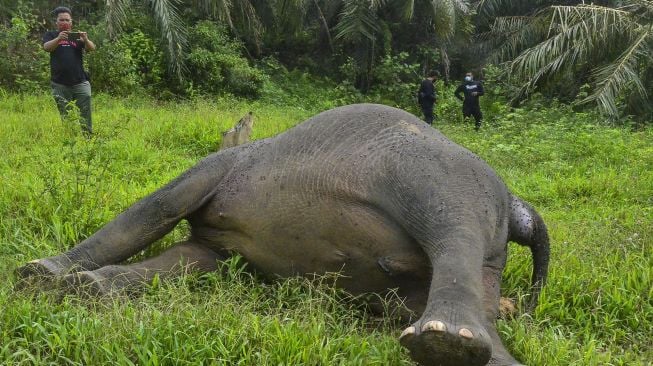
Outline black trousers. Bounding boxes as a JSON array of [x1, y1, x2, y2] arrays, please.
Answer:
[[421, 103, 435, 125], [463, 104, 482, 129]]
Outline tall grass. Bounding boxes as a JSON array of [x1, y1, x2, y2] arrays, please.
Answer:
[[1, 93, 651, 365]]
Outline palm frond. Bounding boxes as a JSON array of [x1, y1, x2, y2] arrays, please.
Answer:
[[396, 0, 415, 20], [104, 0, 130, 39], [270, 0, 309, 34], [479, 14, 550, 63], [235, 0, 264, 41], [475, 0, 549, 18], [509, 4, 639, 79], [148, 0, 188, 80], [549, 5, 633, 40], [508, 18, 592, 82], [429, 0, 457, 39], [334, 0, 381, 42], [194, 0, 235, 29], [452, 0, 469, 14], [580, 27, 652, 116]]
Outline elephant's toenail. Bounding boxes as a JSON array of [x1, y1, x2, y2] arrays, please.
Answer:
[[400, 326, 416, 339], [459, 328, 474, 339], [422, 320, 447, 332]]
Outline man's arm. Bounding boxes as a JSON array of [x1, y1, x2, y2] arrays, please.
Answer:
[[476, 82, 484, 96], [43, 32, 63, 52], [454, 84, 464, 101], [417, 80, 426, 102], [80, 32, 96, 52]]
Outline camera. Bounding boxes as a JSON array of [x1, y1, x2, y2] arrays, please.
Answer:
[[68, 32, 81, 41]]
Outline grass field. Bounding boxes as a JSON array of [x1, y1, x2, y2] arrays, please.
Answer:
[[1, 92, 651, 365]]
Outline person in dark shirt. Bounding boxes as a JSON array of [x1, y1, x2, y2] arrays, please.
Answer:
[[417, 70, 439, 125], [454, 72, 485, 131], [43, 6, 96, 136]]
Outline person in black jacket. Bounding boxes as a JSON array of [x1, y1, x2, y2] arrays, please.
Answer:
[[43, 6, 96, 135], [417, 70, 439, 125], [455, 72, 485, 131]]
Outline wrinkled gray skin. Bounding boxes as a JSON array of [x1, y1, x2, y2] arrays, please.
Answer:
[[17, 104, 549, 366]]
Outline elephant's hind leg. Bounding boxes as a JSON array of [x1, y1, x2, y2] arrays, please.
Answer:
[[63, 241, 225, 297]]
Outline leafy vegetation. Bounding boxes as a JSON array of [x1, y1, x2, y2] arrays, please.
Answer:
[[0, 92, 651, 365], [1, 0, 651, 120], [478, 0, 653, 120]]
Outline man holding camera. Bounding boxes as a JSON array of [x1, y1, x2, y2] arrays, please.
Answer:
[[43, 6, 96, 136]]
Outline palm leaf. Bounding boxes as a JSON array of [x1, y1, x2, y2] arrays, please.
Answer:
[[396, 0, 415, 20], [148, 0, 188, 80], [510, 5, 639, 81], [478, 13, 550, 63], [580, 27, 652, 116], [334, 0, 381, 42], [104, 0, 130, 39], [430, 0, 456, 39], [193, 0, 235, 29]]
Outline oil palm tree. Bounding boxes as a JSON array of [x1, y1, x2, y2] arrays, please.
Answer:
[[478, 0, 653, 118], [332, 0, 472, 87], [104, 0, 265, 80], [104, 0, 187, 80]]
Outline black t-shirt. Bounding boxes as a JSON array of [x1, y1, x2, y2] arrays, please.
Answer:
[[455, 81, 484, 108], [418, 79, 436, 106], [43, 31, 88, 86]]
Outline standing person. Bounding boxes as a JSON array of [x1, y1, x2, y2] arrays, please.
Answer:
[[455, 72, 485, 131], [417, 70, 439, 125], [43, 6, 96, 136]]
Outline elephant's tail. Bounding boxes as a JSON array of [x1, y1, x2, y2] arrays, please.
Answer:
[[508, 195, 550, 311]]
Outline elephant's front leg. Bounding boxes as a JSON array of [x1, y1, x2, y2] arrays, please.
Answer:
[[62, 241, 226, 296], [399, 232, 493, 366], [15, 153, 233, 282]]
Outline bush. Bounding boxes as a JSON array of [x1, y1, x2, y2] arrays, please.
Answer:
[[0, 11, 49, 93], [87, 29, 165, 96], [367, 52, 421, 108], [184, 21, 265, 98]]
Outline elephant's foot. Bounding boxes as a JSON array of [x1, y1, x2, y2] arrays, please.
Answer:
[[62, 265, 144, 297], [14, 256, 82, 290], [399, 300, 492, 366], [63, 270, 112, 297], [15, 255, 76, 279]]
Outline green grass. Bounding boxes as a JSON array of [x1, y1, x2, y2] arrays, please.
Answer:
[[1, 92, 651, 365]]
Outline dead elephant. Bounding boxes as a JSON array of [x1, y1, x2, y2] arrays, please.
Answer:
[[16, 103, 549, 366]]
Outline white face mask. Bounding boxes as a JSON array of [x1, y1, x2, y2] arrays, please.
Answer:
[[464, 76, 472, 82]]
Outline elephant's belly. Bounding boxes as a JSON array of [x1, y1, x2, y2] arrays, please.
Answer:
[[190, 196, 431, 296]]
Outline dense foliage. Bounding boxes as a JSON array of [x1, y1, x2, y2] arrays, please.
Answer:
[[1, 0, 651, 121]]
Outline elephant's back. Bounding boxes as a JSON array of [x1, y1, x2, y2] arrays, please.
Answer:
[[279, 103, 447, 151]]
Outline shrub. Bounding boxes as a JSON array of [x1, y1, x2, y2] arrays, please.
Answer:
[[368, 52, 421, 108], [184, 21, 265, 98], [87, 29, 165, 96], [0, 11, 49, 93]]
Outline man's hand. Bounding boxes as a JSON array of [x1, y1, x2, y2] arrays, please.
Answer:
[[79, 32, 96, 51]]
